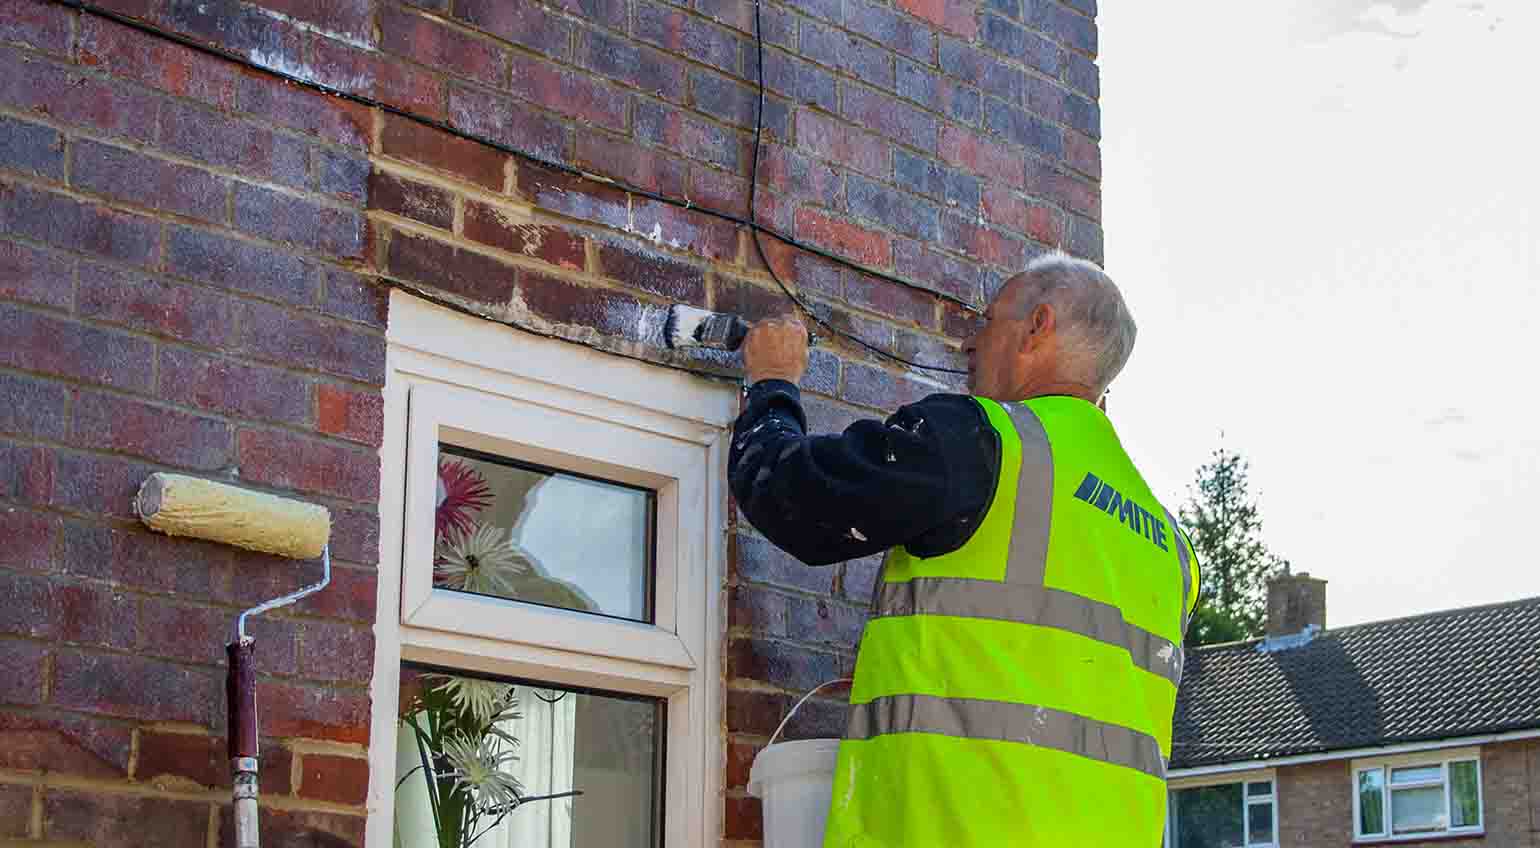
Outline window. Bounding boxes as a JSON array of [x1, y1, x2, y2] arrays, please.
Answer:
[[1354, 750, 1483, 840], [1166, 773, 1276, 848], [369, 292, 738, 847]]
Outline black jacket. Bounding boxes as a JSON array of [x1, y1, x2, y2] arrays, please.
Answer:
[[727, 379, 1001, 566]]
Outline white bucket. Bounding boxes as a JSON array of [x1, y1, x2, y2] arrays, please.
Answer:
[[746, 679, 849, 848]]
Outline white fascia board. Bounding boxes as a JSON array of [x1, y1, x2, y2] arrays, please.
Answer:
[[1169, 727, 1540, 779]]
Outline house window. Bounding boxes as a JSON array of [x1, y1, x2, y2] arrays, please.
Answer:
[[1354, 750, 1482, 840], [1167, 773, 1276, 848], [369, 292, 738, 848]]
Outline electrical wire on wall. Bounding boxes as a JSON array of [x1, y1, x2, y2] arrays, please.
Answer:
[[50, 0, 979, 375]]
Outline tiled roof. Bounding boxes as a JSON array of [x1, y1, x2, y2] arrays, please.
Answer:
[[1171, 596, 1540, 769]]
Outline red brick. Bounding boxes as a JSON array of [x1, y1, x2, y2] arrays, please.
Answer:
[[0, 51, 158, 142], [0, 237, 72, 310], [382, 113, 509, 191], [136, 730, 292, 793], [0, 506, 57, 573], [943, 213, 1027, 269], [257, 680, 370, 743], [387, 229, 518, 307], [454, 0, 573, 60], [726, 739, 760, 789], [1025, 157, 1100, 219], [843, 84, 937, 152], [463, 202, 586, 271], [632, 198, 740, 263], [943, 299, 986, 338], [577, 28, 687, 104], [0, 113, 65, 179], [78, 14, 240, 109], [840, 361, 935, 409], [734, 532, 833, 593], [313, 147, 368, 202], [0, 709, 133, 777], [166, 224, 315, 305], [1, 376, 65, 450], [517, 160, 629, 230], [0, 439, 53, 506], [316, 384, 382, 446], [158, 347, 311, 426], [595, 241, 707, 304], [844, 271, 937, 328], [982, 186, 1064, 245], [892, 238, 983, 304], [161, 0, 304, 68], [689, 165, 750, 219], [1064, 130, 1101, 180], [381, 6, 506, 87], [299, 753, 370, 805], [898, 0, 978, 37], [0, 304, 155, 392], [234, 182, 364, 258], [218, 807, 366, 846], [757, 144, 843, 210], [237, 73, 372, 149], [321, 267, 388, 328], [78, 263, 234, 347], [715, 276, 794, 323], [787, 595, 868, 647], [295, 562, 377, 622], [636, 0, 743, 75], [802, 394, 867, 436], [574, 132, 687, 196], [0, 639, 46, 706], [0, 570, 58, 639], [731, 583, 789, 636], [635, 99, 749, 174], [263, 0, 372, 43], [508, 51, 627, 132], [369, 171, 451, 231], [795, 208, 892, 268], [326, 507, 379, 566], [894, 327, 966, 372], [519, 270, 649, 341], [130, 597, 233, 666], [234, 299, 385, 384], [729, 637, 845, 698], [56, 581, 135, 647], [297, 617, 373, 685], [44, 790, 211, 845], [237, 427, 380, 502], [725, 687, 786, 737], [448, 81, 570, 163], [725, 795, 764, 840], [0, 0, 72, 54], [49, 450, 155, 519], [940, 124, 1025, 189], [0, 784, 28, 838], [1, 182, 158, 266], [309, 35, 446, 120], [796, 110, 887, 178], [60, 521, 222, 596], [158, 100, 309, 189], [53, 650, 221, 726]]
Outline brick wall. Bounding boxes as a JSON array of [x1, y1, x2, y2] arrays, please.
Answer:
[[1, 0, 1102, 841], [1277, 741, 1540, 847]]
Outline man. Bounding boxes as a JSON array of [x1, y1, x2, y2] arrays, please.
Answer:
[[727, 253, 1200, 846]]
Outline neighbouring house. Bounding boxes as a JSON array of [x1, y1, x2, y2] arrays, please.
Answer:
[[1169, 574, 1540, 847], [0, 0, 1102, 843]]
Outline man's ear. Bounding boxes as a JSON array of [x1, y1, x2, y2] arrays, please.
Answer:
[[1028, 303, 1055, 339]]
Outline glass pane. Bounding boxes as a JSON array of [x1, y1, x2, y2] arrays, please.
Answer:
[[1450, 761, 1480, 828], [395, 665, 663, 848], [1358, 769, 1386, 836], [1246, 781, 1272, 797], [1173, 784, 1244, 848], [1390, 765, 1443, 784], [436, 444, 655, 622], [1391, 785, 1446, 833], [1247, 801, 1273, 844]]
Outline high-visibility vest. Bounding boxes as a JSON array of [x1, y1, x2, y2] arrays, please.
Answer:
[[823, 395, 1201, 847]]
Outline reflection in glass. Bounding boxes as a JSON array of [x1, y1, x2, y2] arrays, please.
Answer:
[[1450, 761, 1480, 828], [394, 664, 663, 848], [1359, 769, 1386, 835], [434, 444, 655, 623], [1391, 785, 1444, 833], [1171, 783, 1243, 848], [1247, 800, 1273, 845]]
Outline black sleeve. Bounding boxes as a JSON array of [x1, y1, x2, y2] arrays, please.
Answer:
[[727, 379, 999, 566]]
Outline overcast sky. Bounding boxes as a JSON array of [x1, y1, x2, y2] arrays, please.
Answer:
[[1100, 0, 1540, 627]]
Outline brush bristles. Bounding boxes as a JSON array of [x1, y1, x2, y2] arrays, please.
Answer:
[[665, 305, 714, 349]]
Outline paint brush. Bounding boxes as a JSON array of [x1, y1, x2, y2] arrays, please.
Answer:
[[664, 305, 819, 352]]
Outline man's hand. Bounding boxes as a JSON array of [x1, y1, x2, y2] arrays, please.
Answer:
[[743, 315, 809, 385]]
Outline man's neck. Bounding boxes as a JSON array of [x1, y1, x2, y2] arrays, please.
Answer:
[[1020, 381, 1100, 404]]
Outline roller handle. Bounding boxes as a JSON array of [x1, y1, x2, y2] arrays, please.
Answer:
[[227, 639, 259, 760]]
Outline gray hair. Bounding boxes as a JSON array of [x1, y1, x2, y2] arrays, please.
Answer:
[[1010, 253, 1137, 393]]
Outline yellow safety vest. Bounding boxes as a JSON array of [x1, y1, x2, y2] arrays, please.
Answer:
[[823, 396, 1201, 847]]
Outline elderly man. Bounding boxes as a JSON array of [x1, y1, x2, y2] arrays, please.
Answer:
[[727, 253, 1201, 846]]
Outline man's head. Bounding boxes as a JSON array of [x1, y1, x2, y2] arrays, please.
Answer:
[[963, 253, 1136, 403]]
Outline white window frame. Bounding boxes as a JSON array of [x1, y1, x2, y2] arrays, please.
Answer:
[[365, 291, 738, 848], [1165, 769, 1279, 848], [1352, 747, 1484, 842]]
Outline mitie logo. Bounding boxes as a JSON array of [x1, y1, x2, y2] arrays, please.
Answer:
[[1072, 472, 1169, 552]]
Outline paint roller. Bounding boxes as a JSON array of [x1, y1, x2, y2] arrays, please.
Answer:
[[134, 472, 332, 848]]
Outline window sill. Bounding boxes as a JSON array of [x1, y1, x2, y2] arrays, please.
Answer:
[[1353, 831, 1486, 845]]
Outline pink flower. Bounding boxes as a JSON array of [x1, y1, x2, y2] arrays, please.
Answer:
[[436, 458, 492, 539]]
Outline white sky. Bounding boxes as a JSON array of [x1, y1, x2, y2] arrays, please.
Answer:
[[1101, 0, 1540, 626]]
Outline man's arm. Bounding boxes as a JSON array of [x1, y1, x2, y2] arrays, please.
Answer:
[[728, 379, 997, 565]]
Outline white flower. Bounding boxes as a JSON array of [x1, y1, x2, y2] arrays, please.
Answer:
[[427, 674, 513, 726], [440, 734, 523, 811], [436, 523, 530, 597]]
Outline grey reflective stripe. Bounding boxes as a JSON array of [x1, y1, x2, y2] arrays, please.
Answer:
[[846, 693, 1166, 779], [874, 577, 1182, 687], [1000, 403, 1054, 586], [1164, 507, 1193, 633]]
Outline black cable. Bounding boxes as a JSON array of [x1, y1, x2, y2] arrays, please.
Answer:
[[747, 0, 968, 375], [48, 0, 985, 338]]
